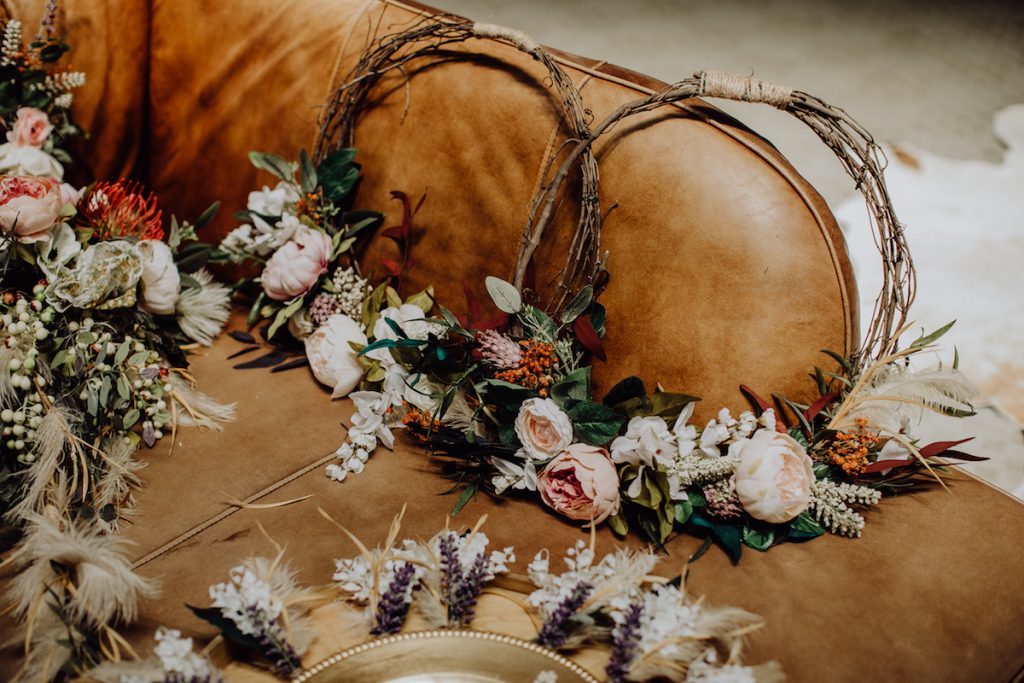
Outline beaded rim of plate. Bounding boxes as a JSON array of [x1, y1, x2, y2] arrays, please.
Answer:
[[292, 629, 601, 683]]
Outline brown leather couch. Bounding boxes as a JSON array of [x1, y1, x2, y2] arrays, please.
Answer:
[[3, 1, 1023, 681]]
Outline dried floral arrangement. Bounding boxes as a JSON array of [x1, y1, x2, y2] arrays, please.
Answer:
[[0, 5, 234, 681], [83, 516, 779, 682], [329, 514, 782, 682], [219, 16, 983, 563]]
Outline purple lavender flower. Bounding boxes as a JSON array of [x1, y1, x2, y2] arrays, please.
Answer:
[[536, 581, 594, 649], [243, 604, 301, 677], [39, 0, 59, 39], [606, 602, 643, 683], [448, 548, 488, 625], [371, 562, 416, 635]]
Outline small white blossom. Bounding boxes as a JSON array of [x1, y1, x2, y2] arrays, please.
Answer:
[[491, 454, 538, 493], [247, 182, 299, 216], [208, 565, 281, 637], [153, 627, 213, 680], [610, 416, 675, 467]]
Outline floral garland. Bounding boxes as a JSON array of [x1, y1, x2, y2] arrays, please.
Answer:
[[0, 8, 234, 681], [224, 148, 983, 563]]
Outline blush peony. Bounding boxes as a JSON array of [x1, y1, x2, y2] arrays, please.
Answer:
[[731, 429, 815, 523], [0, 175, 62, 243], [261, 225, 331, 301], [515, 397, 574, 461], [538, 444, 621, 524], [304, 313, 368, 398]]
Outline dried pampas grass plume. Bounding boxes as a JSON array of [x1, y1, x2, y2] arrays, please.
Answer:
[[176, 268, 232, 346], [9, 512, 157, 629], [167, 373, 236, 429], [8, 405, 79, 522]]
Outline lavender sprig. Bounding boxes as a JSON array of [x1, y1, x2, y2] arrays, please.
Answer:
[[448, 550, 488, 625], [606, 602, 643, 683], [371, 562, 416, 635], [243, 605, 301, 677], [536, 581, 594, 648], [39, 0, 59, 39]]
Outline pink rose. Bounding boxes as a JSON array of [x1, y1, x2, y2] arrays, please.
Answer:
[[538, 444, 621, 524], [0, 175, 62, 243], [59, 183, 82, 208], [261, 224, 331, 301], [10, 108, 53, 147]]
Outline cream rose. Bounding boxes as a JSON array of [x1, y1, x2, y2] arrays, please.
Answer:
[[304, 314, 367, 398], [731, 429, 815, 523], [515, 397, 573, 460], [0, 143, 63, 179], [10, 108, 53, 147], [538, 444, 621, 524], [137, 240, 181, 315], [0, 175, 62, 243], [261, 225, 331, 301]]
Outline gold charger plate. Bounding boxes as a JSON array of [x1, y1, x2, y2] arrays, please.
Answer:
[[294, 630, 600, 683]]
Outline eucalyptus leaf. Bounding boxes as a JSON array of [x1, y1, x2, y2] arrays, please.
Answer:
[[561, 285, 593, 323], [484, 276, 522, 314], [248, 151, 294, 182], [299, 149, 318, 194]]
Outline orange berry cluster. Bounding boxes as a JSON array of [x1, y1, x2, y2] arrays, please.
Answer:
[[493, 339, 558, 397], [295, 192, 322, 223], [402, 407, 440, 444], [825, 417, 881, 476]]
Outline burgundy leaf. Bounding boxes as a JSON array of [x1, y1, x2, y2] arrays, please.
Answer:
[[381, 226, 405, 241], [380, 258, 402, 277], [573, 315, 606, 362], [389, 190, 413, 241], [739, 384, 771, 414], [920, 438, 975, 459], [463, 280, 484, 326], [863, 459, 913, 474], [803, 391, 838, 423], [934, 449, 988, 462]]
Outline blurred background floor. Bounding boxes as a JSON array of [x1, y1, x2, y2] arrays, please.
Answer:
[[443, 0, 1024, 497]]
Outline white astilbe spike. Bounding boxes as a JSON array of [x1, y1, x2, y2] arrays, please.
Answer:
[[167, 374, 236, 429], [1, 20, 22, 66], [830, 364, 978, 434], [176, 269, 231, 346], [80, 660, 163, 683], [8, 405, 77, 521], [9, 513, 157, 628]]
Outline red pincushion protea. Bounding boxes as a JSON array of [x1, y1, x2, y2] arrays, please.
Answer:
[[78, 180, 164, 241]]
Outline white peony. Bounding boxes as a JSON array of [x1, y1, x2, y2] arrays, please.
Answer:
[[514, 397, 574, 461], [0, 142, 64, 179], [611, 415, 676, 467], [304, 313, 367, 398], [731, 429, 815, 523], [137, 240, 181, 315], [246, 181, 299, 216]]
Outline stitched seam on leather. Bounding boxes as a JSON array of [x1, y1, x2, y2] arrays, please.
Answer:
[[129, 451, 337, 569]]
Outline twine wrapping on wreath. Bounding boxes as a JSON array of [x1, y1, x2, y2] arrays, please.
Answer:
[[697, 69, 793, 109], [317, 9, 915, 368]]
